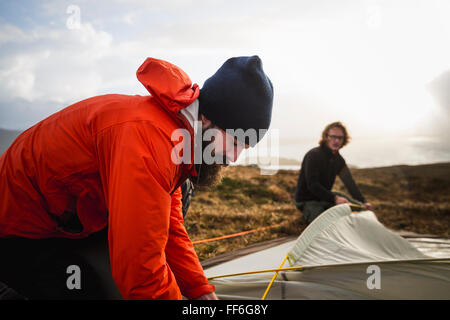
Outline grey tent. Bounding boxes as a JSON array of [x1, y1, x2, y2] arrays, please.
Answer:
[[204, 204, 450, 300]]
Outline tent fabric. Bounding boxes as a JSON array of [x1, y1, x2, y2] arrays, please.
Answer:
[[204, 204, 450, 300], [201, 236, 297, 269], [207, 260, 450, 300], [405, 238, 450, 259], [287, 204, 429, 266]]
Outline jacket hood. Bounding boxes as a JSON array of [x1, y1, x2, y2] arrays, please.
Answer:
[[137, 58, 200, 178], [136, 58, 200, 113]]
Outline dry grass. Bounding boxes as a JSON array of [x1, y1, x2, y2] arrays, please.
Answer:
[[184, 163, 450, 261]]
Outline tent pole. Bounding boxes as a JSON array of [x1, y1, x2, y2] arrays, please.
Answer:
[[261, 254, 289, 300]]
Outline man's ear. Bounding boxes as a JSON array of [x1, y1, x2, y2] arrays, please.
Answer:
[[200, 114, 213, 129]]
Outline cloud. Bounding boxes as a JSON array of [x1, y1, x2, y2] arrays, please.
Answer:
[[426, 69, 450, 138], [1, 0, 450, 166], [0, 24, 29, 44], [428, 70, 450, 111], [0, 21, 115, 105]]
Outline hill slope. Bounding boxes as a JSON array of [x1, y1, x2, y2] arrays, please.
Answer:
[[0, 129, 21, 155], [185, 163, 450, 260]]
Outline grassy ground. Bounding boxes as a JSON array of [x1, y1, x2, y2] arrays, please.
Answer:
[[184, 162, 450, 261]]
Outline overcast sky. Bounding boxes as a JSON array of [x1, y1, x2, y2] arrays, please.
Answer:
[[1, 0, 449, 166]]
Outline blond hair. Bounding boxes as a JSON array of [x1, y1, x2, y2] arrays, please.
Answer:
[[319, 121, 351, 147]]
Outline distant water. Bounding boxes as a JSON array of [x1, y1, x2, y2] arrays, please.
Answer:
[[236, 136, 450, 171], [2, 129, 449, 170], [337, 136, 450, 168]]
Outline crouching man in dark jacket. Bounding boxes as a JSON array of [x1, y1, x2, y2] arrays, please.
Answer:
[[295, 122, 372, 224]]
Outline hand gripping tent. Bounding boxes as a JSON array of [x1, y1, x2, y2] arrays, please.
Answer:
[[204, 204, 450, 300]]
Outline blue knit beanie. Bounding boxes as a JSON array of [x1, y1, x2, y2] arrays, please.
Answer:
[[198, 56, 274, 147]]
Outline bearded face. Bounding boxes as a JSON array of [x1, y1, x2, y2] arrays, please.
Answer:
[[192, 117, 249, 188], [194, 137, 228, 188]]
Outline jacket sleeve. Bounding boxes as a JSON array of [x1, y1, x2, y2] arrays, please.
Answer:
[[95, 122, 183, 299], [304, 151, 335, 203], [165, 187, 215, 299], [338, 165, 366, 203]]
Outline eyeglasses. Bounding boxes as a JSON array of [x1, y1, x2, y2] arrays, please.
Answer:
[[327, 135, 344, 141]]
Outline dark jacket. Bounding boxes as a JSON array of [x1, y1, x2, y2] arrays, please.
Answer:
[[295, 144, 366, 204]]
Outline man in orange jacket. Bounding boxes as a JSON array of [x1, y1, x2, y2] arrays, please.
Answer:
[[0, 56, 274, 299]]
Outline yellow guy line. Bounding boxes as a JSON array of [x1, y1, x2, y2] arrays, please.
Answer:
[[261, 253, 289, 300], [208, 258, 450, 282], [207, 264, 304, 281]]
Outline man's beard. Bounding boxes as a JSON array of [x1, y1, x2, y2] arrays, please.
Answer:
[[194, 162, 224, 187], [193, 139, 228, 188]]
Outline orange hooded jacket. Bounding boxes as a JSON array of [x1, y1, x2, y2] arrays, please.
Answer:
[[0, 58, 215, 300]]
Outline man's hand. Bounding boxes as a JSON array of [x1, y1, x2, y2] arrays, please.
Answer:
[[335, 195, 349, 205], [363, 202, 373, 210], [195, 292, 219, 300]]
